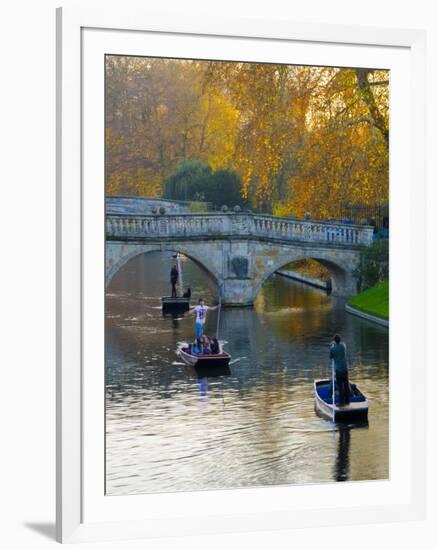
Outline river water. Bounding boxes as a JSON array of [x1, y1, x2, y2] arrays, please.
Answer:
[[105, 252, 389, 495]]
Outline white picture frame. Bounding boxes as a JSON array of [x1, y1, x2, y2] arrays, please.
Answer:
[[56, 6, 426, 543]]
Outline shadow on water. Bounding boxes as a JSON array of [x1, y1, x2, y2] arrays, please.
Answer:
[[335, 426, 351, 482], [105, 251, 389, 495], [333, 420, 369, 482]]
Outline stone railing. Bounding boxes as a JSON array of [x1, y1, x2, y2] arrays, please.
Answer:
[[106, 213, 374, 247], [106, 196, 211, 215]]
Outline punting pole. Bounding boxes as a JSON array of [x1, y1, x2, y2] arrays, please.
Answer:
[[176, 253, 184, 297], [331, 359, 336, 423], [331, 359, 337, 469], [216, 292, 222, 340]]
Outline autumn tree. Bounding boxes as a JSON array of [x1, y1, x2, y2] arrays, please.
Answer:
[[106, 56, 389, 220], [106, 56, 238, 196]]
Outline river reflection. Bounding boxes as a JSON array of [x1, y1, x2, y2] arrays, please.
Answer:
[[105, 251, 389, 495]]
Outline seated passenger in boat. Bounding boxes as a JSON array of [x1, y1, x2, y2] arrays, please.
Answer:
[[202, 335, 212, 354], [210, 338, 220, 355], [183, 288, 191, 299]]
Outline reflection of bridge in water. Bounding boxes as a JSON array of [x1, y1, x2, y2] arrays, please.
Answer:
[[106, 201, 374, 306]]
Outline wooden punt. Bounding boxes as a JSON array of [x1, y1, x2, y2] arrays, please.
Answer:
[[314, 379, 369, 422], [178, 345, 231, 370], [161, 296, 190, 314]]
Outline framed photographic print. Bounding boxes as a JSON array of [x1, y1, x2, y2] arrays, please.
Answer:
[[56, 7, 426, 543]]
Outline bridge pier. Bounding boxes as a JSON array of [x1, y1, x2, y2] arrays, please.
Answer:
[[330, 270, 358, 297], [221, 279, 255, 307]]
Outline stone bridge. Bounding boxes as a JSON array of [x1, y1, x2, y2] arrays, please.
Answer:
[[106, 211, 374, 306]]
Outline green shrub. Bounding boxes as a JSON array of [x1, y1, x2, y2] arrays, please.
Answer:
[[163, 161, 245, 208], [208, 169, 245, 208], [354, 239, 388, 292], [163, 160, 212, 201]]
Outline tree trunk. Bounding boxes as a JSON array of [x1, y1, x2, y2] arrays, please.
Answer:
[[355, 69, 389, 146]]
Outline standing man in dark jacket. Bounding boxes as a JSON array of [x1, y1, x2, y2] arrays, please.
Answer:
[[170, 264, 179, 297], [329, 334, 350, 406]]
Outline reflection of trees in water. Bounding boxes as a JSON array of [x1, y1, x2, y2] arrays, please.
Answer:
[[256, 274, 388, 379], [255, 275, 334, 341], [350, 320, 389, 368]]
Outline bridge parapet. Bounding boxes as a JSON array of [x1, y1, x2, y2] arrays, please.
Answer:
[[251, 215, 373, 246], [106, 213, 374, 247]]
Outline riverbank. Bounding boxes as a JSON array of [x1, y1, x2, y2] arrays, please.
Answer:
[[346, 281, 388, 326]]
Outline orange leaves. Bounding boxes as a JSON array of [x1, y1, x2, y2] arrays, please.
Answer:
[[105, 56, 388, 217]]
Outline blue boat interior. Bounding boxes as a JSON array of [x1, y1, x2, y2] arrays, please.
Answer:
[[317, 383, 366, 404]]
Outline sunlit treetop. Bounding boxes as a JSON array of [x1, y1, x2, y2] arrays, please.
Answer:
[[105, 55, 388, 218]]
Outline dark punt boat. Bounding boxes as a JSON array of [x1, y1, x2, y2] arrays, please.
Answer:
[[161, 296, 190, 314], [314, 379, 369, 422]]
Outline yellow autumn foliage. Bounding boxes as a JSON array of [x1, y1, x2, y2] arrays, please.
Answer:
[[106, 56, 388, 218]]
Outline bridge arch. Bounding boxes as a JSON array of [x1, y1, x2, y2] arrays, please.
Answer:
[[105, 242, 222, 289], [252, 251, 357, 301]]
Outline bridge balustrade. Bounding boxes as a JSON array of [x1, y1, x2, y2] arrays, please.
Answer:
[[106, 213, 373, 246]]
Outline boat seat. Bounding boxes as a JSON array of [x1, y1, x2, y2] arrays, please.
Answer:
[[183, 347, 228, 358], [318, 383, 366, 404]]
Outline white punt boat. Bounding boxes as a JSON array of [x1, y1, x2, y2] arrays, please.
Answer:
[[177, 342, 231, 369], [314, 379, 369, 422]]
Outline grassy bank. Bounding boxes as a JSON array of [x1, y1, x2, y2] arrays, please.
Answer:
[[347, 281, 389, 321]]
